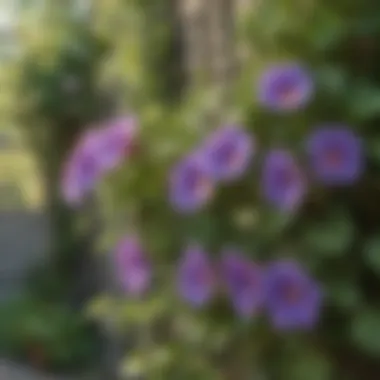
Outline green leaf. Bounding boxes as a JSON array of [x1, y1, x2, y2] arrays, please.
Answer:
[[368, 138, 380, 165], [302, 211, 353, 257], [348, 84, 380, 121], [285, 347, 332, 380], [244, 2, 289, 44], [364, 236, 380, 275], [183, 214, 219, 246], [302, 7, 346, 53], [121, 294, 168, 324], [351, 309, 380, 356], [120, 351, 148, 379], [174, 313, 209, 346], [85, 294, 116, 321], [258, 208, 295, 243], [316, 66, 347, 96], [354, 14, 380, 35], [327, 279, 361, 310]]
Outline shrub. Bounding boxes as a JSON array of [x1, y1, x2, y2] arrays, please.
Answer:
[[0, 295, 101, 372]]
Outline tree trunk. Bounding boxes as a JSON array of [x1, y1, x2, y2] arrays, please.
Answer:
[[178, 0, 238, 125]]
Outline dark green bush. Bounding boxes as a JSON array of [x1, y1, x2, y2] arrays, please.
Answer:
[[0, 294, 100, 372]]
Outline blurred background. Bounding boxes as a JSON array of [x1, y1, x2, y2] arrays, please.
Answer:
[[1, 1, 380, 380]]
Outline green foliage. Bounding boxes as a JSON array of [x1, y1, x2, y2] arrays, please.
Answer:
[[283, 346, 332, 380], [328, 277, 362, 311], [350, 309, 380, 357], [0, 294, 100, 372], [6, 18, 113, 376], [16, 19, 116, 292], [364, 236, 380, 275], [302, 209, 354, 258], [137, 0, 186, 105], [18, 22, 112, 150], [88, 0, 380, 377]]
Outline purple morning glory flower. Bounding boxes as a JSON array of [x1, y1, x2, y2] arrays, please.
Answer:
[[201, 125, 255, 181], [115, 236, 151, 296], [220, 250, 264, 318], [61, 129, 103, 206], [96, 116, 138, 171], [306, 126, 363, 185], [264, 259, 322, 331], [169, 154, 214, 213], [261, 149, 306, 211], [258, 63, 313, 111], [177, 245, 215, 307], [61, 117, 139, 206]]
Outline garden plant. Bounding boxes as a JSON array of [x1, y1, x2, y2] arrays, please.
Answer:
[[62, 1, 380, 379]]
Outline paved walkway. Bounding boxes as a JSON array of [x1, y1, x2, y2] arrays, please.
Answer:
[[0, 360, 102, 380], [0, 360, 72, 380], [0, 210, 49, 302]]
